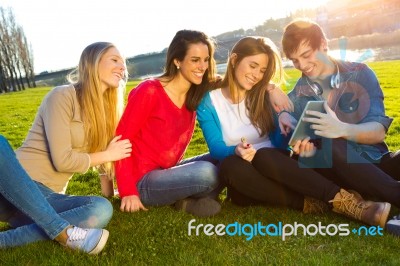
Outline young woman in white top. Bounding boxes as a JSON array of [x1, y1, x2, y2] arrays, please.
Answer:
[[197, 36, 390, 228]]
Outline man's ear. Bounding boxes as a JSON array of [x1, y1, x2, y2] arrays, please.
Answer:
[[230, 53, 238, 68], [321, 39, 328, 52]]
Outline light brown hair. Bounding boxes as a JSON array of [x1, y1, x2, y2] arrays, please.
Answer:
[[222, 36, 284, 136]]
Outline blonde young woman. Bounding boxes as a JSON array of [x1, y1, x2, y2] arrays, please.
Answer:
[[16, 42, 131, 195], [197, 36, 390, 228], [10, 42, 132, 250]]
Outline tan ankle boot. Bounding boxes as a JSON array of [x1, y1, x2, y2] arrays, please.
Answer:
[[303, 197, 330, 214], [347, 189, 362, 200], [329, 189, 391, 228]]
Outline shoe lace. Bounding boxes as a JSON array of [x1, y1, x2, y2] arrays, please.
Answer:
[[329, 192, 365, 219], [68, 227, 88, 242], [392, 214, 400, 220]]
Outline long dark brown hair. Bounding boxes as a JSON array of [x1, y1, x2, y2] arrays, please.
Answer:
[[158, 30, 217, 111]]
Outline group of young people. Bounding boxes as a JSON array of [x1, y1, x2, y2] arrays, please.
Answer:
[[1, 19, 399, 254]]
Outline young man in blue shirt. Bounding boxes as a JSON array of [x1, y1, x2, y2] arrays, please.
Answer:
[[280, 19, 400, 235]]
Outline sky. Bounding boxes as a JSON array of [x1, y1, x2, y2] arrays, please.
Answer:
[[0, 0, 328, 73]]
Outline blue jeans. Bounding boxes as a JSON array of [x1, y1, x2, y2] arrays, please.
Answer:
[[137, 153, 220, 206], [0, 135, 113, 248]]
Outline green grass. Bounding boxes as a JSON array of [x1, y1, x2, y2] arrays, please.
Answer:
[[1, 61, 400, 265]]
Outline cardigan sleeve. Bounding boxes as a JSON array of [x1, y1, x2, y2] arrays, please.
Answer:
[[197, 92, 236, 161], [41, 87, 90, 173], [115, 82, 155, 197]]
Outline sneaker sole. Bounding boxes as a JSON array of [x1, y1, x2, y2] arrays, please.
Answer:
[[386, 219, 400, 236], [88, 229, 109, 255]]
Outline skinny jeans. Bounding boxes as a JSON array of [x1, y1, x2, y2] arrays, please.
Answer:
[[0, 135, 113, 248], [138, 153, 221, 206]]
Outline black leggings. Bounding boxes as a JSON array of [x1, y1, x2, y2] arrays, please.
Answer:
[[219, 148, 340, 210]]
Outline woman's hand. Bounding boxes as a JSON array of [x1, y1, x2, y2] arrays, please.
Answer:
[[266, 84, 294, 113], [120, 195, 148, 212], [291, 137, 317, 158], [278, 112, 297, 136], [105, 135, 132, 161], [235, 138, 256, 162]]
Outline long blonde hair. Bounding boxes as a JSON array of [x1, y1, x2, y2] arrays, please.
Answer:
[[68, 42, 127, 175], [221, 37, 284, 136]]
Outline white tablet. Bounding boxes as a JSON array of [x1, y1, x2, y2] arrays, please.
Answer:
[[288, 101, 325, 146]]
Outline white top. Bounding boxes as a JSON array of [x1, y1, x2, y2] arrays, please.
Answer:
[[209, 89, 273, 150]]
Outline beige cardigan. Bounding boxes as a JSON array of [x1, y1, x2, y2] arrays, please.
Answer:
[[16, 85, 90, 193]]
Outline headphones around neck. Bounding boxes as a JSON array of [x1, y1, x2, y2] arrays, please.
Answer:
[[306, 62, 341, 96]]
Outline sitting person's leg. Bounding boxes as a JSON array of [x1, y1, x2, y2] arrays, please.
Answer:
[[30, 183, 113, 229], [219, 155, 304, 211], [328, 138, 400, 208], [378, 150, 400, 181], [251, 147, 391, 228], [178, 153, 223, 199], [226, 186, 265, 207], [137, 160, 220, 217], [177, 153, 219, 166], [0, 135, 69, 247], [221, 154, 330, 214], [252, 148, 339, 203], [0, 135, 109, 253]]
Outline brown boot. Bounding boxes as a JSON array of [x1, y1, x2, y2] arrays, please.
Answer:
[[329, 189, 391, 228], [348, 189, 363, 200], [303, 197, 330, 214]]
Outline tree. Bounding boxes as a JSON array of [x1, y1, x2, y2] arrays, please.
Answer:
[[0, 7, 35, 93]]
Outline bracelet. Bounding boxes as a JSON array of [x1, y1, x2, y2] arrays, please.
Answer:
[[277, 110, 290, 117]]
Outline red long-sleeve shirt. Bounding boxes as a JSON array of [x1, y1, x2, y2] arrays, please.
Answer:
[[115, 79, 195, 198]]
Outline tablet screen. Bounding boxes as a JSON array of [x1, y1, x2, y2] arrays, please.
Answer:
[[288, 101, 325, 146]]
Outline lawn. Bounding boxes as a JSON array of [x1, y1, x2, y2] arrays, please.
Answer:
[[0, 61, 399, 265]]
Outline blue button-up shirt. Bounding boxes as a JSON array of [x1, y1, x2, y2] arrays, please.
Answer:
[[287, 59, 392, 162]]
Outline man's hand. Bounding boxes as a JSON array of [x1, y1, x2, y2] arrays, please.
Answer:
[[302, 101, 346, 139]]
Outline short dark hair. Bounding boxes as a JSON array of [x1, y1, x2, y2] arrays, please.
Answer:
[[282, 19, 327, 58]]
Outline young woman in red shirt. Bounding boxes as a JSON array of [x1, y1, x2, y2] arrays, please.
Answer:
[[115, 30, 292, 217]]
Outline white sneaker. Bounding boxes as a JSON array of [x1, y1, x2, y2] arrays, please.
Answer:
[[386, 215, 400, 236], [65, 227, 109, 255]]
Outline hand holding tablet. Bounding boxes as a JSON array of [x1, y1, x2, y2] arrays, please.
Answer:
[[288, 101, 326, 147]]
